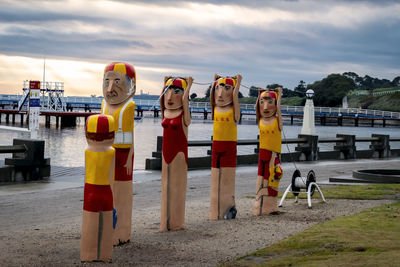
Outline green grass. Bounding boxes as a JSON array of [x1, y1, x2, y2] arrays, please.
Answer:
[[231, 184, 400, 267], [239, 97, 258, 104], [281, 96, 304, 106], [347, 91, 400, 112]]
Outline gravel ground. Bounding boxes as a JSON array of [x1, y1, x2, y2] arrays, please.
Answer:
[[1, 158, 399, 266]]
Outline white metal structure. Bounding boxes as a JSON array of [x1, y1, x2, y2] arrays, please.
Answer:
[[301, 89, 316, 135], [19, 80, 66, 112], [40, 81, 66, 111], [279, 170, 326, 209]]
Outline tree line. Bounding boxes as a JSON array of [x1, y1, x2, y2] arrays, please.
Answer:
[[194, 72, 400, 107]]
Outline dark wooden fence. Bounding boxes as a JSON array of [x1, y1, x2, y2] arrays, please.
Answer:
[[145, 134, 400, 170]]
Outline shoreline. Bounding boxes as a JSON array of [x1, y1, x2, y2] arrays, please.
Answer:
[[0, 158, 399, 266]]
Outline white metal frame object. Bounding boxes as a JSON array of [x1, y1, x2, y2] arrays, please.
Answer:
[[279, 170, 326, 209], [19, 80, 67, 112], [41, 81, 66, 111]]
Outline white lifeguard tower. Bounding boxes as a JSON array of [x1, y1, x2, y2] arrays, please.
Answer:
[[18, 80, 66, 112]]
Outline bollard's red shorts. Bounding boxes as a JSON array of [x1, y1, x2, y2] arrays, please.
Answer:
[[211, 141, 237, 168], [83, 183, 113, 212], [115, 147, 134, 181]]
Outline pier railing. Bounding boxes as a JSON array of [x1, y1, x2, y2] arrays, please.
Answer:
[[145, 134, 400, 170], [2, 94, 400, 119]]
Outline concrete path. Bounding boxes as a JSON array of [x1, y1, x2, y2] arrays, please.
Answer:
[[0, 158, 399, 266]]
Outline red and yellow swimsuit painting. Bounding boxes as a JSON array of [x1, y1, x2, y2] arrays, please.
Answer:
[[209, 75, 241, 220], [254, 89, 283, 216], [159, 76, 193, 231], [81, 114, 115, 262], [258, 116, 283, 196], [212, 108, 237, 168], [101, 100, 135, 181]]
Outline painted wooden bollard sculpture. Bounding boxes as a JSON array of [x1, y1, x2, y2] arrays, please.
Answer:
[[210, 74, 242, 220], [81, 114, 116, 262], [101, 62, 136, 245], [253, 87, 283, 215], [160, 76, 193, 231]]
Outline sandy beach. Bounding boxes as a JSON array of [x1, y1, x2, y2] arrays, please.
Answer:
[[1, 158, 399, 266]]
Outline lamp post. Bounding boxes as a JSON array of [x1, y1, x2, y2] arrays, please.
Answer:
[[301, 89, 316, 135]]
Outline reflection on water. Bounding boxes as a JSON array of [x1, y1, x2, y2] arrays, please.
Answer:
[[1, 116, 399, 170]]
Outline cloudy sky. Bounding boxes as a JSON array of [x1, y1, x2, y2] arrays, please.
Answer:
[[0, 0, 399, 97]]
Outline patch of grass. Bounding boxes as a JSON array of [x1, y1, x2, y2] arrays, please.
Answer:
[[281, 96, 304, 106], [278, 184, 400, 200], [348, 91, 400, 112], [239, 97, 257, 104], [226, 202, 400, 267]]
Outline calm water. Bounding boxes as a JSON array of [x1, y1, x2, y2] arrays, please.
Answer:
[[1, 115, 399, 170]]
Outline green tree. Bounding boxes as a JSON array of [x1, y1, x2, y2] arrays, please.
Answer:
[[249, 86, 259, 97], [294, 80, 307, 95], [392, 76, 400, 87], [190, 93, 197, 100], [266, 83, 283, 90], [205, 85, 211, 98], [282, 88, 300, 97], [308, 74, 355, 107]]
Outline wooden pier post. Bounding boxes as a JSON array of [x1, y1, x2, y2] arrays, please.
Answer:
[[45, 115, 51, 127], [337, 114, 342, 126], [203, 110, 208, 120], [56, 116, 60, 128], [20, 114, 24, 126], [12, 114, 15, 124], [61, 115, 76, 127], [290, 115, 293, 125], [320, 114, 326, 126], [5, 114, 9, 123]]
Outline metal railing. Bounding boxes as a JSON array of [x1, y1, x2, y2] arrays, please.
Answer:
[[145, 134, 400, 170], [2, 94, 400, 119]]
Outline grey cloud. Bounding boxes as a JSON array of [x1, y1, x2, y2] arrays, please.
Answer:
[[1, 0, 399, 92], [0, 8, 103, 24], [110, 0, 400, 9], [0, 33, 152, 60]]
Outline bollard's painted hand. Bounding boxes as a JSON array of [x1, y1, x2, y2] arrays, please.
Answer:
[[125, 151, 133, 175]]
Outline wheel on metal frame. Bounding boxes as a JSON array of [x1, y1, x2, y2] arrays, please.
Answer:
[[306, 170, 316, 196], [291, 169, 302, 196]]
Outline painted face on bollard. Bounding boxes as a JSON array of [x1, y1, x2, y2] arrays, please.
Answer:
[[259, 91, 277, 118], [103, 71, 130, 105], [214, 83, 233, 107], [164, 86, 184, 110]]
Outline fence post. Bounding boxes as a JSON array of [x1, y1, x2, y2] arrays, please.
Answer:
[[145, 136, 163, 170], [334, 134, 356, 159], [295, 134, 319, 161], [370, 134, 390, 158], [207, 135, 213, 155], [254, 135, 260, 154]]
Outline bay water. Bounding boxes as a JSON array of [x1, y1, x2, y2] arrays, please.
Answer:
[[0, 115, 399, 170]]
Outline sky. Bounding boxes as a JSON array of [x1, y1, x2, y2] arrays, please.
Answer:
[[0, 0, 399, 97]]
